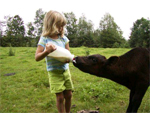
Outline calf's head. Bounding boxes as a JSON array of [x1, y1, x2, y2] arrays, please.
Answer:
[[73, 54, 119, 75], [73, 54, 106, 75]]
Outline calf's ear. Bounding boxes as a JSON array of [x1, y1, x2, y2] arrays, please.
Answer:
[[106, 56, 119, 65]]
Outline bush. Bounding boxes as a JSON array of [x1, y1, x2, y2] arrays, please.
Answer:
[[112, 42, 120, 48], [0, 36, 39, 47]]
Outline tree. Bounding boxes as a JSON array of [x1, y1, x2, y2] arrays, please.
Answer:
[[34, 8, 45, 37], [0, 21, 4, 38], [92, 29, 102, 47], [5, 15, 25, 37], [27, 22, 35, 38], [99, 13, 124, 48], [129, 17, 150, 48], [4, 15, 26, 46], [0, 18, 7, 38], [64, 12, 78, 47], [77, 14, 94, 47], [78, 14, 94, 35]]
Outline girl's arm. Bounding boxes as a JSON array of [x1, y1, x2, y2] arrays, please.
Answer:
[[35, 44, 56, 61], [65, 42, 70, 51]]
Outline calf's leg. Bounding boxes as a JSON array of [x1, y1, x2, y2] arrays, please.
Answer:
[[127, 85, 148, 113], [126, 89, 135, 112]]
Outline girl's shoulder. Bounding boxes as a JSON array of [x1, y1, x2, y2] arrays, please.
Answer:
[[41, 36, 54, 42], [39, 36, 47, 40], [60, 35, 69, 45], [38, 36, 48, 47], [60, 35, 69, 41]]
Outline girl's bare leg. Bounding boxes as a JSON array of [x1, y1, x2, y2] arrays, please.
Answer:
[[64, 90, 72, 113], [56, 92, 65, 113]]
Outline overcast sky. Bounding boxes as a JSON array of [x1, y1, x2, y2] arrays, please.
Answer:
[[0, 0, 149, 39]]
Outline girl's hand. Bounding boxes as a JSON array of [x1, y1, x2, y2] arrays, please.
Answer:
[[45, 43, 57, 54], [65, 60, 70, 63]]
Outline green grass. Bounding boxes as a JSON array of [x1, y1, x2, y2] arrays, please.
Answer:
[[0, 47, 150, 113]]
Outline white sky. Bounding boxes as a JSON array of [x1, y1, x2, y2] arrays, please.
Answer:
[[0, 0, 149, 40]]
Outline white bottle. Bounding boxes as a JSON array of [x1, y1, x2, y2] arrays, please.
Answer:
[[47, 45, 74, 63]]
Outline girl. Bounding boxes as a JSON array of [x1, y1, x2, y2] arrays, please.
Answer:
[[35, 10, 74, 113]]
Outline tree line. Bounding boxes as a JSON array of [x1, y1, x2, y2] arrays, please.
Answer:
[[0, 9, 149, 48]]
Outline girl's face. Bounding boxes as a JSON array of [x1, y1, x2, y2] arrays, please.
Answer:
[[56, 26, 63, 35], [59, 27, 63, 32], [56, 23, 63, 32]]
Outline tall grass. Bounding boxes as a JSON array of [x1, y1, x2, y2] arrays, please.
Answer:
[[0, 47, 149, 113]]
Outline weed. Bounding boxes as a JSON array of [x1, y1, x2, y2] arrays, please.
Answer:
[[85, 50, 90, 56], [8, 44, 15, 56]]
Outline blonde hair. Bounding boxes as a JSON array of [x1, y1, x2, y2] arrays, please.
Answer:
[[42, 10, 67, 37]]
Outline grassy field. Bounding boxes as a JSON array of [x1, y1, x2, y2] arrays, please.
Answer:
[[0, 47, 150, 113]]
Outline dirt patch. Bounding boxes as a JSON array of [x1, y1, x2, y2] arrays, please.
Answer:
[[4, 73, 16, 76], [77, 110, 99, 113]]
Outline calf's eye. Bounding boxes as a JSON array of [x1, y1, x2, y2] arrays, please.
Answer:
[[92, 58, 97, 63]]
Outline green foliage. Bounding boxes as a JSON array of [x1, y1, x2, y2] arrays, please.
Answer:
[[64, 12, 78, 47], [120, 41, 130, 48], [0, 36, 39, 47], [0, 36, 20, 47], [27, 22, 35, 38], [2, 10, 131, 48], [34, 8, 45, 37], [112, 42, 120, 48], [99, 13, 124, 48], [77, 15, 95, 47], [129, 17, 150, 48], [5, 15, 25, 37]]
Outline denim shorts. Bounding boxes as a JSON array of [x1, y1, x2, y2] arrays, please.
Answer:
[[48, 69, 74, 94]]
